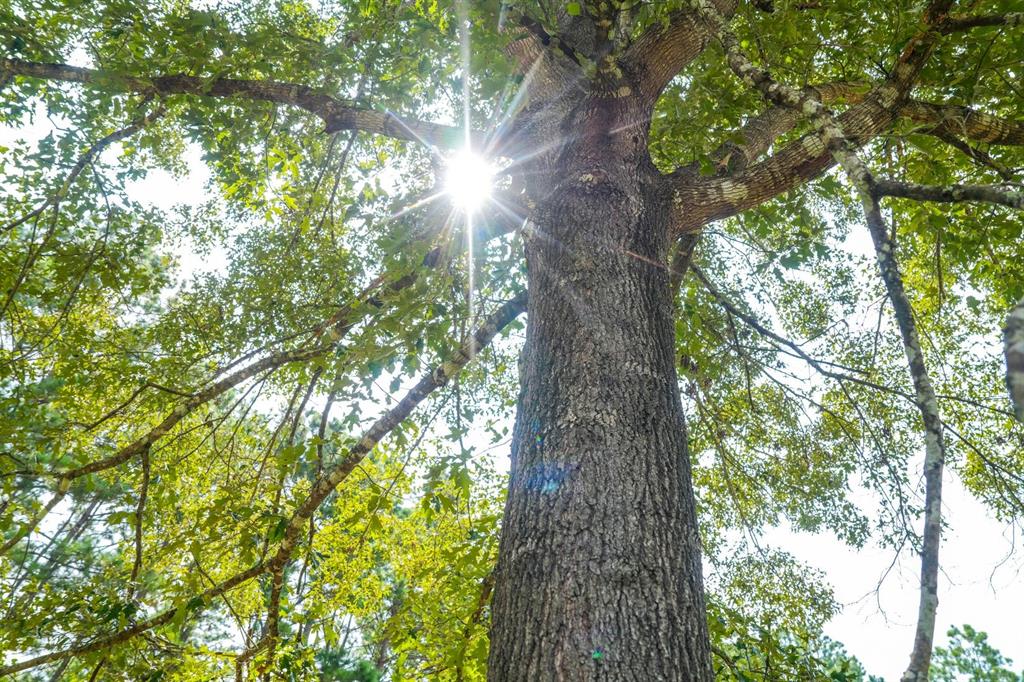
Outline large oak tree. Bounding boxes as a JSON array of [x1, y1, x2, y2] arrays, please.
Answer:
[[1, 0, 1022, 680]]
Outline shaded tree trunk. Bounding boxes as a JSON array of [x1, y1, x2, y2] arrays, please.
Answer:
[[488, 89, 713, 680]]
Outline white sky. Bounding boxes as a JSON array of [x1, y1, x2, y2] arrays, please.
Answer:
[[4, 111, 1022, 681], [766, 479, 1023, 678]]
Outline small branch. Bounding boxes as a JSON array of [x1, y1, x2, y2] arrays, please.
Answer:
[[3, 102, 166, 233], [873, 179, 1024, 210], [454, 571, 495, 682], [129, 447, 150, 592], [681, 81, 868, 175], [0, 564, 266, 676], [0, 265, 424, 554], [516, 15, 582, 66], [81, 381, 195, 432], [0, 480, 70, 555]]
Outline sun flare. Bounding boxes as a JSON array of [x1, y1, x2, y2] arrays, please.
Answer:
[[445, 149, 494, 213]]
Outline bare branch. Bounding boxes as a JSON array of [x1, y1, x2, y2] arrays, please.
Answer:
[[863, 191, 947, 682], [129, 448, 150, 592]]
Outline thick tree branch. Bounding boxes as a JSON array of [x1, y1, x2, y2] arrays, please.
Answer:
[[671, 86, 1024, 229], [941, 12, 1024, 33], [624, 0, 738, 101], [824, 88, 1024, 146], [257, 568, 285, 678], [681, 82, 864, 176], [873, 179, 1024, 209], [670, 66, 897, 229], [454, 571, 495, 682], [901, 99, 1024, 146], [929, 129, 1015, 180], [625, 9, 712, 100], [670, 0, 1012, 231], [0, 58, 463, 149], [669, 233, 700, 301], [686, 81, 1024, 190]]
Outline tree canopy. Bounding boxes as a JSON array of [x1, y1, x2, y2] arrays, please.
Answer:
[[1, 0, 1022, 680]]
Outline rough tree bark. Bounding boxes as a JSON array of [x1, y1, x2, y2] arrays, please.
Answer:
[[487, 49, 713, 678]]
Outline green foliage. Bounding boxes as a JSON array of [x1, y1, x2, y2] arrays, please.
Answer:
[[1, 0, 1022, 678], [931, 625, 1024, 682]]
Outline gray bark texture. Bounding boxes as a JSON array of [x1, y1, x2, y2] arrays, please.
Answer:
[[487, 88, 713, 681], [1007, 298, 1024, 422]]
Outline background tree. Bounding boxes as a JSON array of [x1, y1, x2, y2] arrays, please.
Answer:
[[931, 625, 1023, 682], [1, 0, 1022, 680]]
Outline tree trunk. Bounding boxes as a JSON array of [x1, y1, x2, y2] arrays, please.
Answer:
[[487, 93, 713, 680]]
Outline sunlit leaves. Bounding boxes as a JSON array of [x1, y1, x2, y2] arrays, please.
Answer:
[[1, 0, 1022, 679]]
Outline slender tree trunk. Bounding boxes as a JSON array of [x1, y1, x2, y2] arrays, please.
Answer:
[[488, 92, 713, 680], [1007, 297, 1024, 422], [863, 195, 947, 682]]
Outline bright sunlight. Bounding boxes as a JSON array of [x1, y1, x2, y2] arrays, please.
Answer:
[[445, 149, 494, 213]]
